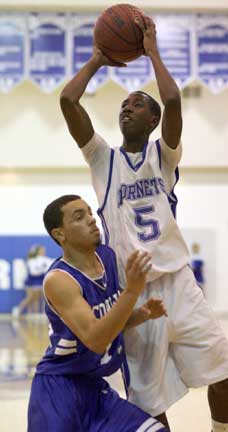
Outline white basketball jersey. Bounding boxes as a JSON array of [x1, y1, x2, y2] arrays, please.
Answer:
[[96, 138, 189, 287]]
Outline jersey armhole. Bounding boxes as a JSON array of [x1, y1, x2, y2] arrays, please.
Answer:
[[155, 139, 162, 169], [97, 149, 115, 245], [43, 269, 83, 318]]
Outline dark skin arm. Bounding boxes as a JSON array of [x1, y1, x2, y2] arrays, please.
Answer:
[[135, 15, 182, 149], [60, 15, 181, 150], [60, 49, 126, 148]]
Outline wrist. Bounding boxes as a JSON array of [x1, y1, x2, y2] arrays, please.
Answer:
[[146, 44, 160, 58], [125, 286, 140, 299], [90, 52, 104, 69]]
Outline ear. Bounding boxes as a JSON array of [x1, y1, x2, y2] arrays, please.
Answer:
[[51, 228, 65, 245], [149, 115, 159, 131]]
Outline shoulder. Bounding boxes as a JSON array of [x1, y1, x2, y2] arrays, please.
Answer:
[[45, 258, 79, 286], [44, 268, 81, 299], [81, 132, 112, 168], [157, 137, 182, 169], [143, 139, 158, 157], [82, 132, 110, 154], [45, 267, 76, 285], [160, 136, 182, 157], [47, 256, 63, 271]]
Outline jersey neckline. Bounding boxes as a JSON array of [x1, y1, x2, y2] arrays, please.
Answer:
[[60, 252, 107, 291], [120, 141, 150, 171]]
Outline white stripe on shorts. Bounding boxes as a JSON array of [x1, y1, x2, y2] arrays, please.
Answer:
[[54, 347, 77, 355], [58, 338, 77, 348], [136, 417, 165, 432]]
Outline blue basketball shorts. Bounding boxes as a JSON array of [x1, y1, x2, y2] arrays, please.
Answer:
[[28, 373, 168, 432]]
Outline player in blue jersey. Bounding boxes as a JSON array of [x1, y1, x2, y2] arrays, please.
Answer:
[[12, 244, 52, 318], [27, 194, 168, 432], [190, 242, 205, 292], [60, 12, 228, 432]]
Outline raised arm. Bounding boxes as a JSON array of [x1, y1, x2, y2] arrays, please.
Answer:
[[60, 48, 126, 148], [136, 16, 182, 149], [44, 251, 151, 355]]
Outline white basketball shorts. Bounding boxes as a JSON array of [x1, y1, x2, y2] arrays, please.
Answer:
[[124, 265, 228, 417]]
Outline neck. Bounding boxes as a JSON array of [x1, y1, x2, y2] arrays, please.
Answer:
[[122, 135, 149, 153], [63, 246, 99, 275]]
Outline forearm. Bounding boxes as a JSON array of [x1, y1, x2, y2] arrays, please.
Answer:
[[62, 251, 151, 354], [125, 308, 146, 330], [86, 290, 139, 353], [60, 54, 101, 104], [148, 47, 180, 106]]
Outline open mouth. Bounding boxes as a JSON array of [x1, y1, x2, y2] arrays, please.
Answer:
[[122, 115, 132, 121], [121, 115, 133, 125]]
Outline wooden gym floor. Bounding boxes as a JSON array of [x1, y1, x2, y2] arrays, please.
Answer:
[[0, 315, 227, 432]]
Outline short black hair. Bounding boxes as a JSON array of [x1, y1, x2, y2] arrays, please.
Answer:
[[43, 195, 81, 245], [134, 91, 161, 126]]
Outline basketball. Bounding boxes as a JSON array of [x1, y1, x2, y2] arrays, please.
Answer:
[[94, 4, 145, 63]]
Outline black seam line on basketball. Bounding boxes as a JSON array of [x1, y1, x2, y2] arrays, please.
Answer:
[[118, 4, 142, 50], [141, 15, 147, 32], [101, 19, 138, 46], [97, 43, 137, 54]]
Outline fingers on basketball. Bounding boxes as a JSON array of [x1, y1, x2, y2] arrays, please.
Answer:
[[94, 4, 145, 63]]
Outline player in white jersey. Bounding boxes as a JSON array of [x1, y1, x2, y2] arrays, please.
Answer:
[[60, 14, 228, 432]]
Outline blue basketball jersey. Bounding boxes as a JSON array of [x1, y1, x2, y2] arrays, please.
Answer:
[[191, 254, 204, 284], [28, 245, 168, 432], [36, 244, 127, 380], [25, 255, 53, 287]]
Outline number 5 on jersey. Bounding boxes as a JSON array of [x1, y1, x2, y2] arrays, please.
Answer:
[[133, 206, 161, 242]]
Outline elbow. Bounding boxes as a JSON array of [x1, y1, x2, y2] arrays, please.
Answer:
[[83, 333, 109, 355], [60, 93, 73, 110], [60, 88, 69, 102], [85, 339, 107, 355], [164, 93, 182, 119], [81, 319, 113, 355], [91, 344, 107, 355], [166, 88, 181, 106], [60, 92, 80, 112]]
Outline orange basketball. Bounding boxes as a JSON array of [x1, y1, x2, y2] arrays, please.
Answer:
[[94, 4, 145, 63]]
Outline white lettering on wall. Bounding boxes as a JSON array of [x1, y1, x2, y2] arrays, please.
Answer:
[[0, 260, 10, 290], [12, 259, 27, 290]]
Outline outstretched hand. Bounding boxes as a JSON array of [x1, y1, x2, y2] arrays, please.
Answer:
[[93, 44, 127, 68], [139, 297, 168, 320]]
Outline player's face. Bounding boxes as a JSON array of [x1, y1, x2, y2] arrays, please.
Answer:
[[119, 93, 155, 139], [38, 246, 46, 256], [61, 199, 101, 249]]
